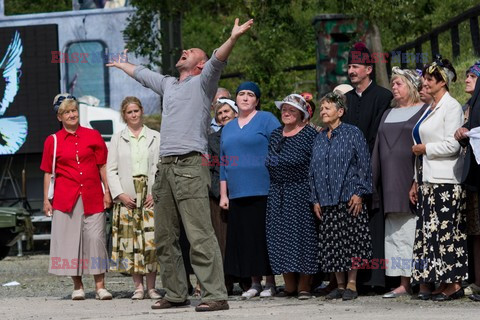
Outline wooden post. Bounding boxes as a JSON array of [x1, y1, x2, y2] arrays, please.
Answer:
[[451, 25, 460, 58], [470, 16, 480, 56]]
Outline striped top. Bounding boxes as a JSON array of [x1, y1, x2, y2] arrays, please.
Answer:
[[309, 122, 372, 206]]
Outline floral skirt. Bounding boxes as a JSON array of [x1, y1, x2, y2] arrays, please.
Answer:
[[318, 203, 372, 272], [110, 176, 157, 274], [411, 182, 468, 283]]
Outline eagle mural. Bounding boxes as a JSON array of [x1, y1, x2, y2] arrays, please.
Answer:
[[0, 31, 27, 155]]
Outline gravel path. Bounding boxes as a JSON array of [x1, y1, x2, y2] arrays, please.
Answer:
[[1, 255, 480, 319]]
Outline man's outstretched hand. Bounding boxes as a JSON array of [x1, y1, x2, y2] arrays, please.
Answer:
[[106, 49, 129, 68], [231, 18, 254, 41]]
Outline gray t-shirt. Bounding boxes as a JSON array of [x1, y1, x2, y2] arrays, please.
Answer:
[[133, 53, 226, 156]]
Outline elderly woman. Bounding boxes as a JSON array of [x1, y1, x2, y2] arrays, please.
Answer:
[[265, 94, 318, 299], [310, 91, 372, 301], [372, 68, 427, 298], [207, 98, 239, 293], [106, 96, 161, 300], [41, 94, 112, 300], [454, 61, 480, 300], [220, 81, 280, 298], [409, 57, 467, 301]]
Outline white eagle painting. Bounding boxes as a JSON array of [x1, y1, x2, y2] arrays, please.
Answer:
[[0, 31, 27, 155]]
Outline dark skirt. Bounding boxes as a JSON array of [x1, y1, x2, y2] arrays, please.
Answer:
[[224, 196, 273, 278], [412, 182, 468, 283], [318, 203, 372, 273]]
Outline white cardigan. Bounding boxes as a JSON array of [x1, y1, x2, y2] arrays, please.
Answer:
[[107, 125, 160, 201], [413, 91, 464, 184]]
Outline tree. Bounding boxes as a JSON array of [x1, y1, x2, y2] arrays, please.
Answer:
[[4, 0, 71, 15], [124, 0, 323, 114]]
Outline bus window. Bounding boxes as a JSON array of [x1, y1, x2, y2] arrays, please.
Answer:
[[65, 41, 110, 108]]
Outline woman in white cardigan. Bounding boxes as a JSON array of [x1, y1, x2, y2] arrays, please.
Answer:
[[107, 96, 161, 300], [409, 57, 468, 301]]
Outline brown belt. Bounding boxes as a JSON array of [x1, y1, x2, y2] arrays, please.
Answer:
[[160, 151, 201, 164]]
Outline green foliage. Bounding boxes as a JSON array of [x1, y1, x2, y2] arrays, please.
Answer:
[[4, 0, 71, 15], [124, 0, 480, 116]]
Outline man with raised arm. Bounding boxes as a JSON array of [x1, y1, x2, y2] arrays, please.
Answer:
[[107, 18, 253, 312]]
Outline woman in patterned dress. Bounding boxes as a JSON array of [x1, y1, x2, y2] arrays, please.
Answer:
[[409, 57, 468, 301], [265, 94, 318, 299], [310, 91, 373, 301], [107, 96, 162, 300]]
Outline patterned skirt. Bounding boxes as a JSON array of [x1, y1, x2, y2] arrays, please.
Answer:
[[411, 182, 468, 283], [110, 176, 157, 274], [318, 203, 372, 272]]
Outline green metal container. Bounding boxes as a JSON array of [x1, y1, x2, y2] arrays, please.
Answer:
[[312, 14, 368, 97]]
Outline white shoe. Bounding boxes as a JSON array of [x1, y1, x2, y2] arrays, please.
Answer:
[[96, 288, 113, 300], [146, 288, 163, 300], [260, 287, 275, 297], [131, 289, 144, 300], [465, 283, 480, 296], [72, 288, 85, 300], [241, 288, 259, 299]]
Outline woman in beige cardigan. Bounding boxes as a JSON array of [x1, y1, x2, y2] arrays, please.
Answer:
[[107, 96, 161, 300]]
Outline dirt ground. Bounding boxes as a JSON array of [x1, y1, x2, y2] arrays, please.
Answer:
[[1, 254, 480, 320]]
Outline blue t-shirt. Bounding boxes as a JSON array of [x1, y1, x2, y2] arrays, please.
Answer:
[[220, 111, 280, 199]]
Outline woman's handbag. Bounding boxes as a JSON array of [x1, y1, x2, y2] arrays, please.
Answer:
[[47, 134, 57, 200]]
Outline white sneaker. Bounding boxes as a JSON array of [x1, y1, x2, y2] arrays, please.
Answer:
[[260, 287, 276, 297], [241, 288, 259, 299]]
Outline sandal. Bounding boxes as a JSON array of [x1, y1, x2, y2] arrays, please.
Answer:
[[298, 291, 312, 300], [151, 298, 190, 309], [195, 300, 229, 312]]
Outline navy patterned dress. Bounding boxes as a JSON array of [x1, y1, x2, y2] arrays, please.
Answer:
[[310, 123, 373, 272], [265, 125, 319, 275]]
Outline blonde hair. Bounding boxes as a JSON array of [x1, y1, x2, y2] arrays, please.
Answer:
[[53, 93, 78, 115], [390, 74, 421, 107], [120, 96, 143, 122]]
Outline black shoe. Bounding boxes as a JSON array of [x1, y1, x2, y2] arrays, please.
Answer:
[[469, 293, 480, 301], [415, 292, 432, 300], [431, 288, 464, 301], [276, 290, 297, 298], [325, 288, 344, 300], [342, 289, 358, 301]]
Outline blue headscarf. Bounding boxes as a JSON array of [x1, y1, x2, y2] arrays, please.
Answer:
[[236, 81, 261, 99]]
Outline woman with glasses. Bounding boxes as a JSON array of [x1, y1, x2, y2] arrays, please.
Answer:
[[310, 91, 372, 301], [265, 94, 318, 299], [41, 93, 112, 300]]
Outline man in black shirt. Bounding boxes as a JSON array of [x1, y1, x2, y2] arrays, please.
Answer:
[[343, 43, 393, 290]]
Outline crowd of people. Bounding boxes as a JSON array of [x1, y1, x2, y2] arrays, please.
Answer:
[[40, 18, 480, 313]]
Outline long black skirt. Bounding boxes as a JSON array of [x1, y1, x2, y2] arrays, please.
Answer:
[[411, 182, 468, 283], [224, 196, 273, 278]]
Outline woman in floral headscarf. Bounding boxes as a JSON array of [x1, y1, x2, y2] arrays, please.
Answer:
[[409, 56, 468, 301], [372, 67, 427, 299]]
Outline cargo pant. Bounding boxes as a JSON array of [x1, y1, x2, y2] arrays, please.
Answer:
[[152, 152, 227, 302]]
